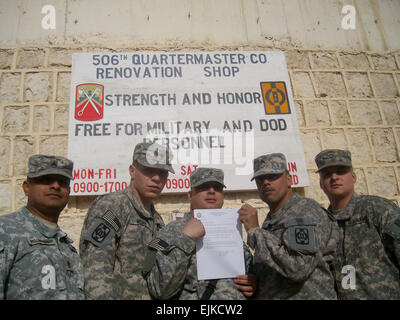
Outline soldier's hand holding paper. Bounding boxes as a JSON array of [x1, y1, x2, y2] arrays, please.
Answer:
[[182, 217, 205, 239]]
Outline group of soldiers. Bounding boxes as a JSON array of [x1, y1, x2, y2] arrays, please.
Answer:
[[0, 142, 399, 300]]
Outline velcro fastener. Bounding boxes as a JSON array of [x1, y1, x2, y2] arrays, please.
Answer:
[[286, 217, 316, 227]]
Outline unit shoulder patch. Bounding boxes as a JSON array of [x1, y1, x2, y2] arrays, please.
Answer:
[[84, 218, 116, 247], [287, 218, 317, 254], [92, 223, 111, 243]]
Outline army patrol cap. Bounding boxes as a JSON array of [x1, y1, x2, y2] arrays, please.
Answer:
[[190, 167, 226, 189], [251, 153, 288, 181], [314, 149, 352, 173], [27, 154, 74, 179], [133, 142, 175, 174]]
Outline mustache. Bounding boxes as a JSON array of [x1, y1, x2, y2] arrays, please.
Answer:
[[261, 186, 274, 193]]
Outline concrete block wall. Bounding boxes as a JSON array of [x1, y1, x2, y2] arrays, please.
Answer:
[[1, 46, 399, 244]]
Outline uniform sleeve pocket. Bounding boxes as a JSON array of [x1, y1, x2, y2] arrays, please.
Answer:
[[286, 218, 318, 254]]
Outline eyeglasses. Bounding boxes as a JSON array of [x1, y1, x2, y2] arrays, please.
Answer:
[[194, 182, 224, 193]]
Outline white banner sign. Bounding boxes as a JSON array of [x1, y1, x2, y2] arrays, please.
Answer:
[[68, 51, 309, 195]]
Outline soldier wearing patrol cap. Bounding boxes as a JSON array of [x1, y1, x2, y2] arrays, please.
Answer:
[[79, 142, 174, 299], [0, 154, 84, 300], [316, 149, 400, 299], [238, 153, 338, 299], [144, 167, 257, 299]]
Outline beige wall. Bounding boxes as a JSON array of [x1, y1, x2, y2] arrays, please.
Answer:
[[1, 0, 399, 245], [1, 0, 400, 51]]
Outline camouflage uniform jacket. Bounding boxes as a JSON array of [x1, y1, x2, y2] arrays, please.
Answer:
[[146, 213, 253, 300], [247, 193, 338, 299], [79, 187, 164, 299], [0, 207, 84, 300], [328, 193, 400, 300]]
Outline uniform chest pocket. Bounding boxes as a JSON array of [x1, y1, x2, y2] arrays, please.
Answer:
[[11, 240, 67, 295], [119, 219, 154, 276], [123, 220, 150, 246], [61, 242, 85, 287], [265, 224, 286, 247], [343, 217, 390, 271], [127, 217, 154, 239], [345, 217, 382, 256], [346, 217, 378, 240], [347, 216, 369, 227]]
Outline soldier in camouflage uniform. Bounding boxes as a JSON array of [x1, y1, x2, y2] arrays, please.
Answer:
[[238, 153, 338, 299], [0, 155, 84, 300], [79, 142, 174, 299], [144, 168, 256, 299], [315, 149, 400, 299]]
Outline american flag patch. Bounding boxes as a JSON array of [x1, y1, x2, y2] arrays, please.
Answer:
[[148, 238, 170, 251], [102, 210, 121, 232]]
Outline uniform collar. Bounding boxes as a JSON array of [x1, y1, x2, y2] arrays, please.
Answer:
[[328, 193, 360, 221], [21, 207, 68, 241], [125, 187, 159, 220], [263, 192, 300, 227]]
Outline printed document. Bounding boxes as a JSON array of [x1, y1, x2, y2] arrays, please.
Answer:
[[194, 208, 245, 280]]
